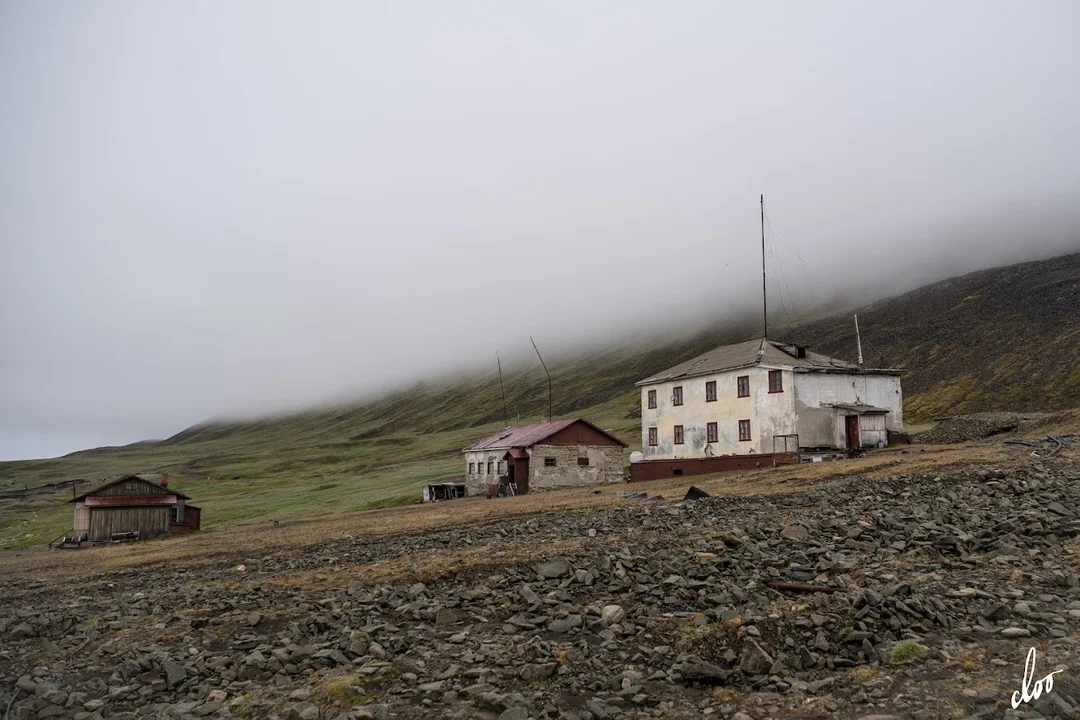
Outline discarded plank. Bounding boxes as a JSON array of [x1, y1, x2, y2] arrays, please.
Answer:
[[766, 581, 842, 594], [1040, 435, 1064, 458]]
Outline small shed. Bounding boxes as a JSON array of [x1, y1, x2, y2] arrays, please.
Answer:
[[68, 474, 201, 544], [423, 482, 467, 502]]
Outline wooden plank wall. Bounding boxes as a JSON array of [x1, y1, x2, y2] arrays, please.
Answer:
[[89, 506, 169, 542], [96, 478, 170, 497], [73, 504, 90, 534]]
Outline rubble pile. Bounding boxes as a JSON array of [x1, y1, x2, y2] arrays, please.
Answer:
[[3, 456, 1080, 720], [914, 413, 1028, 444]]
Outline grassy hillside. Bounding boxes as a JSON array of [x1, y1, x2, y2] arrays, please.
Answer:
[[1, 252, 1077, 549], [791, 251, 1080, 418]]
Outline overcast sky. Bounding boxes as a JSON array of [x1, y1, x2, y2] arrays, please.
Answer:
[[2, 1, 1079, 460]]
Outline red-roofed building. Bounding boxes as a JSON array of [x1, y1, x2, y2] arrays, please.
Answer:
[[462, 419, 627, 496]]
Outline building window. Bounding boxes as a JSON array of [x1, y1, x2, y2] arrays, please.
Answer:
[[705, 381, 716, 402], [468, 462, 475, 474], [674, 425, 684, 444], [707, 422, 718, 443], [171, 506, 181, 523], [739, 419, 751, 442], [498, 461, 507, 474], [487, 461, 494, 474], [544, 457, 556, 467], [672, 386, 683, 406], [768, 370, 783, 393], [648, 427, 658, 446], [577, 457, 589, 466], [647, 389, 657, 409], [737, 375, 750, 398]]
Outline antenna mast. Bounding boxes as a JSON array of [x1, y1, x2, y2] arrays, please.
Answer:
[[761, 194, 767, 340], [496, 352, 508, 428], [854, 314, 864, 365], [529, 336, 552, 421]]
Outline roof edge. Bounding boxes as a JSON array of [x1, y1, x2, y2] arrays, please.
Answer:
[[70, 474, 191, 503], [635, 362, 759, 387], [461, 418, 628, 451]]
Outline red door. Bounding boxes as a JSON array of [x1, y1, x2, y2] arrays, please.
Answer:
[[514, 457, 530, 495], [845, 415, 861, 450]]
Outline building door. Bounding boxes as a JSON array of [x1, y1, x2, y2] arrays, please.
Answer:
[[845, 415, 861, 450], [514, 457, 530, 495]]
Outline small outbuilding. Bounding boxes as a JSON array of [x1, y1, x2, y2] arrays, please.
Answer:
[[423, 482, 467, 502], [463, 418, 628, 497], [66, 474, 201, 546]]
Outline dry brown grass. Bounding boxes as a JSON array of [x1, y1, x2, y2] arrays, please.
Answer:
[[0, 441, 1022, 587], [954, 648, 987, 671], [252, 537, 597, 592], [850, 666, 879, 684]]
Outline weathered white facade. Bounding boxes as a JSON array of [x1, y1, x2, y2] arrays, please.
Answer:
[[793, 372, 902, 448], [463, 449, 508, 494], [637, 338, 903, 460]]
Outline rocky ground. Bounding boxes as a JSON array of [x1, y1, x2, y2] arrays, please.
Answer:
[[2, 445, 1080, 720]]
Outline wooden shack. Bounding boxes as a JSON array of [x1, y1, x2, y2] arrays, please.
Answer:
[[66, 474, 200, 545]]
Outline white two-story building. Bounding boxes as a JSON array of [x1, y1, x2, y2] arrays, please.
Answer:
[[631, 337, 903, 480]]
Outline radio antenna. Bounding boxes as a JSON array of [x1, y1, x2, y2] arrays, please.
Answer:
[[496, 352, 508, 428], [529, 336, 552, 421]]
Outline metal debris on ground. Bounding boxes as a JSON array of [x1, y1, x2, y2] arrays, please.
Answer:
[[683, 486, 711, 501], [1004, 434, 1076, 458]]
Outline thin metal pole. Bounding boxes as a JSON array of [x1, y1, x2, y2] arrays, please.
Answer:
[[496, 352, 508, 428], [529, 336, 552, 421], [854, 315, 864, 365], [761, 194, 768, 340]]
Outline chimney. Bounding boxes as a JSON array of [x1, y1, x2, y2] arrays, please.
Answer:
[[160, 473, 169, 489]]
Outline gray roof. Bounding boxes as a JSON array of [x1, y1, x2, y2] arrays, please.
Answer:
[[636, 338, 901, 386], [829, 403, 891, 414]]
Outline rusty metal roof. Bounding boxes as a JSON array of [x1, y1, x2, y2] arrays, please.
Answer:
[[636, 338, 902, 386], [463, 418, 627, 452]]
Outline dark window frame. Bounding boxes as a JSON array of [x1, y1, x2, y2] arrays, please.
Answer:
[[544, 457, 557, 467], [648, 427, 658, 446], [739, 419, 752, 442], [674, 425, 684, 445], [737, 375, 750, 398], [487, 461, 494, 474], [647, 389, 657, 409], [468, 462, 475, 474], [705, 380, 717, 402], [672, 386, 683, 406], [170, 505, 182, 523], [768, 370, 783, 393], [707, 422, 718, 443], [577, 457, 589, 466]]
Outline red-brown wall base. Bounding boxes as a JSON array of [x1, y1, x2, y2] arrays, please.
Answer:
[[629, 453, 798, 482]]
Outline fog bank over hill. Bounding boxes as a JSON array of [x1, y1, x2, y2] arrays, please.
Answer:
[[2, 1, 1078, 459]]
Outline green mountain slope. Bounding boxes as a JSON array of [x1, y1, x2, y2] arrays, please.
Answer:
[[1, 252, 1077, 548]]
